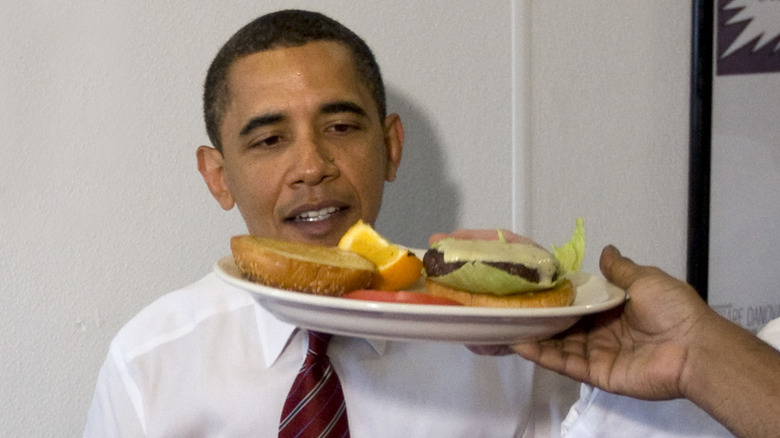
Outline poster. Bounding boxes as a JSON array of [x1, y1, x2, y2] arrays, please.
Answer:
[[707, 0, 780, 332]]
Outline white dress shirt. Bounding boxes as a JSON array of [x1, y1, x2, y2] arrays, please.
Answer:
[[84, 273, 579, 437], [86, 271, 780, 437]]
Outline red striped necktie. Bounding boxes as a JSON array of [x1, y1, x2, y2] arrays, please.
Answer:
[[279, 331, 349, 438]]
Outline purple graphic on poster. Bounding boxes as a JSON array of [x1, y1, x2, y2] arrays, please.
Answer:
[[708, 0, 780, 332], [717, 0, 780, 75]]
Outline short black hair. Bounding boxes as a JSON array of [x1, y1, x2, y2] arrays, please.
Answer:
[[203, 9, 386, 152]]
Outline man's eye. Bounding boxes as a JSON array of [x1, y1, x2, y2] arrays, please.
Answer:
[[253, 135, 281, 148], [329, 123, 359, 133]]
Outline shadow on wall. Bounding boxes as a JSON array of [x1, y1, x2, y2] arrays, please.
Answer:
[[375, 85, 461, 248]]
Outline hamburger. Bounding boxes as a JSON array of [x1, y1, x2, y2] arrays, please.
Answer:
[[422, 219, 584, 308]]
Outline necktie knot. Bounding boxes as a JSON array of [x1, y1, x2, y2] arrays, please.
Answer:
[[306, 331, 332, 358]]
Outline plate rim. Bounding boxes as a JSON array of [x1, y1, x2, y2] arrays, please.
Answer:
[[214, 256, 626, 319]]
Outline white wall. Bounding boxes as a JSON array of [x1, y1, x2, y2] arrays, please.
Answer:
[[0, 1, 691, 436], [528, 1, 692, 278]]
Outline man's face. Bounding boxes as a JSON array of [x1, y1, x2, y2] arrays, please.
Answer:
[[198, 41, 403, 246]]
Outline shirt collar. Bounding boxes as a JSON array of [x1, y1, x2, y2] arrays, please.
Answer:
[[252, 301, 386, 368]]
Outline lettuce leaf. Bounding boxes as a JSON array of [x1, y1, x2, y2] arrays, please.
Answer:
[[551, 217, 585, 275], [430, 261, 559, 295]]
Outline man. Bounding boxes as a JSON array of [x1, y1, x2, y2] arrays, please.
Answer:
[[85, 8, 779, 438], [84, 10, 577, 437]]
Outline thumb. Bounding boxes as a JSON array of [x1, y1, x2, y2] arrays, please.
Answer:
[[599, 245, 644, 290]]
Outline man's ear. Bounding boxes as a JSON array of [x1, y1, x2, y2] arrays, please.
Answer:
[[196, 145, 235, 210], [383, 113, 404, 182]]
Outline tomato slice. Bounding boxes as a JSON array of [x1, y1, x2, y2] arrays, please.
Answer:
[[343, 290, 463, 306]]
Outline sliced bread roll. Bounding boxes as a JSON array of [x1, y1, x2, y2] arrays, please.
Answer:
[[230, 235, 377, 296], [424, 278, 575, 308]]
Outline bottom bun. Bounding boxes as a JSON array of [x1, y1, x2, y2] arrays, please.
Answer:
[[424, 278, 575, 308]]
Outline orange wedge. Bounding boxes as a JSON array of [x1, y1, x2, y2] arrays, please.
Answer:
[[338, 220, 423, 291]]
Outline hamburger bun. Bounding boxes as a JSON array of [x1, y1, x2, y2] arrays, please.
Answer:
[[424, 277, 575, 308], [230, 235, 376, 296]]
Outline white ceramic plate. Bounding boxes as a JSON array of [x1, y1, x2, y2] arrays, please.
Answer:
[[214, 256, 626, 345]]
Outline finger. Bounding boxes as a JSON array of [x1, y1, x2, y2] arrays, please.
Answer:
[[512, 339, 591, 383], [599, 245, 645, 291], [513, 331, 590, 367], [466, 344, 515, 356], [510, 342, 542, 360]]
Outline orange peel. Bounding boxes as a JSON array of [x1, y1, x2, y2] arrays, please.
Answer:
[[338, 220, 423, 291]]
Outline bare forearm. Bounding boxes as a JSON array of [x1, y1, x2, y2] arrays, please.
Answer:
[[682, 312, 780, 438]]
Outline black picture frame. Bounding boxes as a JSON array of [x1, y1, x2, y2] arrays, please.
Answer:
[[687, 0, 714, 300]]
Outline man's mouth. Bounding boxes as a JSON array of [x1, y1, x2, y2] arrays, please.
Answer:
[[290, 206, 344, 222]]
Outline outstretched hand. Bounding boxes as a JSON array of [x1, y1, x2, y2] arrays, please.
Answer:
[[511, 245, 712, 400]]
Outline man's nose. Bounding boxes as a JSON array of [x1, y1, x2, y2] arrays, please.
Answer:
[[290, 135, 339, 186]]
